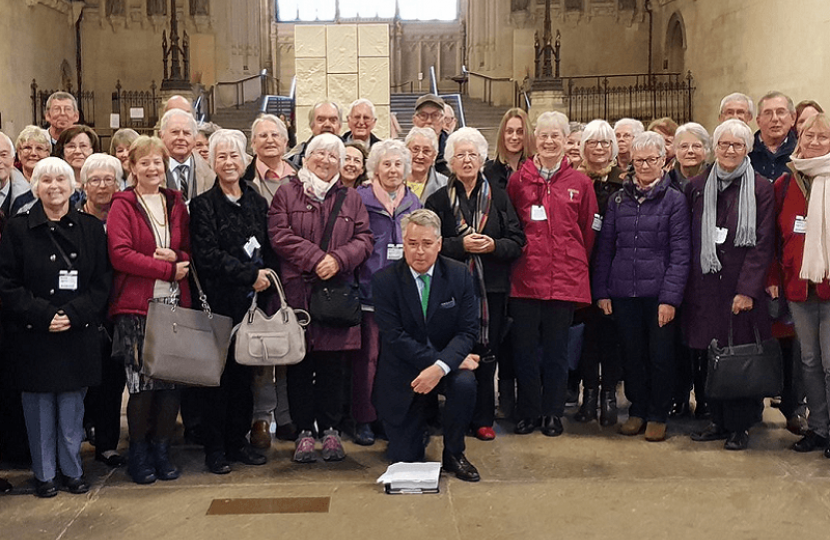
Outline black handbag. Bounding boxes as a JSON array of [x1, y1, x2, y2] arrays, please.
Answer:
[[308, 188, 362, 328], [705, 317, 783, 400]]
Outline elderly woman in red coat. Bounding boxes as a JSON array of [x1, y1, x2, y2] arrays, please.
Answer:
[[268, 133, 373, 464]]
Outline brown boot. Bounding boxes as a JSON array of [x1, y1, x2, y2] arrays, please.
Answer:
[[619, 416, 645, 436], [250, 420, 271, 449], [645, 422, 667, 442]]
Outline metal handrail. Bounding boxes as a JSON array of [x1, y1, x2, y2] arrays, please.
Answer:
[[213, 69, 271, 110], [429, 66, 438, 95], [391, 80, 415, 93], [467, 71, 511, 82], [468, 71, 513, 106], [289, 76, 296, 100]]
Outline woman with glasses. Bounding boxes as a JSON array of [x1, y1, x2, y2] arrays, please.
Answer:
[[593, 132, 691, 442], [15, 126, 52, 183], [668, 123, 712, 193], [55, 125, 100, 207], [268, 133, 372, 463], [405, 127, 447, 203], [686, 119, 775, 451]]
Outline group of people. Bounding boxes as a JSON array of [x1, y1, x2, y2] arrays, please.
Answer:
[[0, 87, 827, 497]]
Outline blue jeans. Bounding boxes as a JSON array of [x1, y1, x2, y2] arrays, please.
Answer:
[[21, 389, 87, 482], [789, 297, 830, 437]]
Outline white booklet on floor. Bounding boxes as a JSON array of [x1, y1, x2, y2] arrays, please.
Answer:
[[377, 462, 441, 494]]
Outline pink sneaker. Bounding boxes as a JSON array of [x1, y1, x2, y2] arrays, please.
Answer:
[[293, 431, 318, 463]]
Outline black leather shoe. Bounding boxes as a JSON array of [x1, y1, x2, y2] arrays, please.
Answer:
[[150, 439, 180, 481], [442, 452, 480, 482], [226, 445, 267, 466], [63, 476, 90, 495], [541, 416, 564, 437], [514, 418, 537, 435], [353, 422, 376, 446], [824, 445, 830, 459], [690, 423, 729, 442], [35, 479, 58, 498], [792, 431, 829, 453], [0, 477, 12, 493], [206, 452, 231, 475], [694, 402, 711, 420], [669, 400, 691, 418], [724, 430, 749, 451], [275, 422, 298, 442], [96, 451, 127, 468]]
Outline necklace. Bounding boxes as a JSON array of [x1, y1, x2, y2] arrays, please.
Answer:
[[136, 191, 169, 248]]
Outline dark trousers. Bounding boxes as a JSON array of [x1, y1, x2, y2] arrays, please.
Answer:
[[288, 350, 347, 434], [84, 354, 126, 453], [690, 348, 764, 432], [575, 304, 622, 390], [511, 298, 574, 419], [613, 297, 676, 423], [0, 368, 30, 465], [198, 353, 254, 456], [384, 370, 476, 463], [472, 293, 507, 429], [778, 336, 806, 420], [350, 312, 380, 424]]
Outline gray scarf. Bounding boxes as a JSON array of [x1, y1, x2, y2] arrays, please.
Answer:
[[700, 156, 756, 274]]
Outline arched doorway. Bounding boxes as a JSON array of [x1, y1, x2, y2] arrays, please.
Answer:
[[665, 12, 685, 73]]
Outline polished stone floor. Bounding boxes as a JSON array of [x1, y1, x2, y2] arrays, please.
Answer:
[[2, 400, 830, 540]]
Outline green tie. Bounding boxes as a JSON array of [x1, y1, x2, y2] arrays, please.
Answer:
[[419, 274, 431, 318]]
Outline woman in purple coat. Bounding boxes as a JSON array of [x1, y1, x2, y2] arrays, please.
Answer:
[[268, 133, 373, 463], [593, 132, 690, 442], [685, 119, 776, 451]]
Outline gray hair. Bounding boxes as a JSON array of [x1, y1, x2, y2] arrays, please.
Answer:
[[305, 133, 346, 167], [713, 119, 754, 154], [348, 98, 377, 119], [444, 104, 456, 119], [675, 122, 712, 158], [45, 92, 78, 112], [15, 125, 52, 154], [580, 119, 618, 160], [401, 208, 441, 238], [719, 92, 755, 117], [308, 100, 342, 129], [446, 127, 488, 167], [159, 108, 198, 135], [251, 114, 288, 141], [405, 127, 439, 153], [0, 132, 14, 158], [535, 111, 570, 136], [208, 129, 248, 169], [197, 121, 221, 138], [614, 118, 645, 135], [30, 157, 76, 197], [630, 131, 667, 158], [80, 153, 123, 186], [367, 139, 412, 179], [757, 91, 796, 115]]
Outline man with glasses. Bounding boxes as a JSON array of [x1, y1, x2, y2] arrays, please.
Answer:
[[0, 132, 34, 220], [413, 94, 450, 176], [286, 101, 342, 169], [342, 99, 380, 150], [44, 92, 80, 150], [750, 91, 797, 181]]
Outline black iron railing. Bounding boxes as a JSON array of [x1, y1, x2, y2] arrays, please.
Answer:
[[112, 80, 162, 131]]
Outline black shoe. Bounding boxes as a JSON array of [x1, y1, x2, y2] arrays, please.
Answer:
[[150, 439, 180, 481], [573, 388, 599, 423], [669, 400, 691, 418], [514, 418, 538, 435], [599, 387, 618, 427], [724, 430, 749, 451], [35, 479, 58, 498], [128, 441, 157, 485], [353, 422, 376, 446], [541, 416, 564, 437], [694, 401, 711, 420], [95, 451, 127, 468], [63, 476, 90, 495], [565, 388, 579, 408], [84, 424, 96, 447], [792, 431, 829, 453], [226, 445, 267, 466], [690, 423, 729, 442], [206, 452, 231, 475], [0, 477, 12, 493], [442, 452, 480, 482], [275, 422, 298, 442], [824, 445, 830, 459]]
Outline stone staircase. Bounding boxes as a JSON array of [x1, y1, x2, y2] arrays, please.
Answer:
[[460, 96, 510, 158], [208, 100, 262, 134]]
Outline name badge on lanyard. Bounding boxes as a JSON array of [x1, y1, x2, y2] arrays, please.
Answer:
[[531, 205, 547, 221], [715, 227, 728, 244], [59, 270, 79, 291], [592, 213, 603, 232], [387, 243, 404, 261], [793, 216, 807, 234]]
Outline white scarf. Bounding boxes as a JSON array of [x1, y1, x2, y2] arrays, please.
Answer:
[[298, 167, 338, 202], [791, 152, 830, 282]]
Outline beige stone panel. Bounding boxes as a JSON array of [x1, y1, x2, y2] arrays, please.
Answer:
[[328, 74, 359, 114], [373, 105, 391, 139], [326, 25, 358, 74], [294, 25, 327, 58], [358, 24, 389, 57], [358, 58, 390, 106], [294, 106, 312, 144], [294, 57, 327, 107]]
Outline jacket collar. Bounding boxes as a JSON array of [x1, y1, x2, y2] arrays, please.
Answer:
[[752, 129, 797, 159], [623, 173, 671, 201], [26, 199, 81, 229]]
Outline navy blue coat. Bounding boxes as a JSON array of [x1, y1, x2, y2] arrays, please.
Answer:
[[372, 255, 478, 425], [592, 175, 691, 307]]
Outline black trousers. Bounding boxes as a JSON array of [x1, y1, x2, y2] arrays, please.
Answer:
[[84, 353, 126, 453], [613, 298, 676, 423], [778, 336, 806, 419], [197, 352, 254, 456], [287, 350, 347, 434], [471, 293, 507, 429], [384, 369, 476, 463], [574, 304, 622, 390], [0, 358, 29, 465], [511, 298, 574, 419]]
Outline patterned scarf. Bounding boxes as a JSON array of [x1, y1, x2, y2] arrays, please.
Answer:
[[447, 174, 492, 346]]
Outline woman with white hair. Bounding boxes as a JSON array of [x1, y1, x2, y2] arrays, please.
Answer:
[[571, 119, 625, 426], [592, 132, 691, 442], [425, 127, 525, 441], [244, 114, 296, 206], [189, 129, 276, 474], [351, 139, 422, 446], [507, 111, 599, 437], [614, 118, 645, 171], [78, 154, 121, 222], [405, 127, 448, 203], [668, 122, 711, 193], [686, 119, 776, 451], [14, 126, 52, 182], [0, 157, 111, 497], [268, 133, 373, 463]]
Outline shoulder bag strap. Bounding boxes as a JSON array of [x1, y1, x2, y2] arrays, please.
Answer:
[[187, 261, 213, 315], [319, 188, 348, 252]]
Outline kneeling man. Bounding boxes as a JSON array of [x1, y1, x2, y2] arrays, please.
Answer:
[[373, 209, 481, 482]]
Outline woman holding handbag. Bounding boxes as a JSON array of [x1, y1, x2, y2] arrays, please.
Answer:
[[685, 119, 776, 451], [190, 129, 275, 474], [108, 136, 191, 484], [268, 133, 373, 463]]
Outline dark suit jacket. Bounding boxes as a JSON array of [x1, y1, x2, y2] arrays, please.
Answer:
[[372, 255, 478, 425]]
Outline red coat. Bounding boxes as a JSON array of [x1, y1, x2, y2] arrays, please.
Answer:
[[507, 157, 599, 304], [107, 188, 192, 317], [768, 172, 830, 302]]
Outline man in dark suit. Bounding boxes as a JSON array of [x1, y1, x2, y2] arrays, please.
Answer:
[[372, 209, 481, 482]]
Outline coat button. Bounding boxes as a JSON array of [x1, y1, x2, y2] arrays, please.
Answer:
[[26, 324, 32, 329], [307, 205, 312, 210], [68, 222, 74, 227], [70, 252, 77, 259], [49, 289, 55, 295], [50, 254, 56, 262]]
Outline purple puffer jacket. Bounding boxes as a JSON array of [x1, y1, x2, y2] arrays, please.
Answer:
[[356, 184, 422, 306], [592, 174, 691, 307]]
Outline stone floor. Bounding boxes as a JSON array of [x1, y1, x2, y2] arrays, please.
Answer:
[[2, 401, 830, 540]]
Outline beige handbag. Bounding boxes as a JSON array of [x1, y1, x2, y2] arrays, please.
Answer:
[[232, 269, 310, 366]]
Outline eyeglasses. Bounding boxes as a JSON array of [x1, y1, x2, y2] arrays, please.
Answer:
[[716, 141, 747, 152], [65, 143, 92, 152], [408, 145, 435, 157], [632, 156, 662, 168], [536, 132, 562, 141], [617, 132, 634, 140], [585, 140, 612, 149], [310, 150, 339, 162], [18, 144, 50, 155], [453, 152, 479, 161], [759, 108, 792, 120], [416, 111, 443, 121], [677, 142, 705, 152], [87, 176, 117, 187]]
